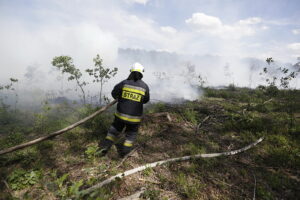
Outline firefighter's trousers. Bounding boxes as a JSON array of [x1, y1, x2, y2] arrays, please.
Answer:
[[100, 117, 139, 157]]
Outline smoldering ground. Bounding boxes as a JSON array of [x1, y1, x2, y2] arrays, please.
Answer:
[[1, 48, 299, 111]]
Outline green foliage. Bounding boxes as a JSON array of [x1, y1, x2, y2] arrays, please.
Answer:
[[0, 132, 25, 150], [0, 77, 18, 92], [204, 87, 261, 102], [222, 109, 291, 134], [260, 57, 299, 90], [198, 74, 207, 88], [88, 186, 113, 200], [33, 101, 51, 132], [262, 141, 299, 168], [175, 172, 202, 199], [8, 169, 42, 190], [142, 166, 154, 176], [184, 142, 206, 155], [141, 187, 161, 200], [86, 54, 118, 105], [257, 185, 273, 200], [146, 102, 167, 114], [68, 180, 84, 199], [0, 77, 19, 112], [82, 106, 113, 139], [85, 144, 99, 162], [182, 108, 198, 124], [52, 56, 88, 104], [54, 173, 69, 198], [227, 83, 236, 91], [36, 140, 54, 155]]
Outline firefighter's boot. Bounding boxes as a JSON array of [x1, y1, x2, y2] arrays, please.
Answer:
[[97, 139, 114, 156], [98, 126, 119, 156], [117, 140, 134, 158]]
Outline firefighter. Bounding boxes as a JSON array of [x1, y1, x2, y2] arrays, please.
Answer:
[[98, 62, 150, 157]]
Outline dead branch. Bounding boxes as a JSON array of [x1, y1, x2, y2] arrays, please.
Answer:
[[195, 116, 210, 134], [0, 100, 117, 156], [263, 98, 273, 104], [252, 172, 257, 200], [2, 180, 14, 197], [81, 137, 264, 194]]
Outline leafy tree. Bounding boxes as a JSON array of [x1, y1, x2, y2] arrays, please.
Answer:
[[52, 56, 88, 104], [86, 54, 118, 105]]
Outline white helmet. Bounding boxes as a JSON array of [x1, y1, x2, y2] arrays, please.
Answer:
[[130, 62, 144, 75]]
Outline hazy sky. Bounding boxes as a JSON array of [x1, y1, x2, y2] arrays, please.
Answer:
[[0, 0, 299, 88]]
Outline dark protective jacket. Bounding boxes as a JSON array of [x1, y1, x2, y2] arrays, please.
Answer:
[[111, 79, 150, 123]]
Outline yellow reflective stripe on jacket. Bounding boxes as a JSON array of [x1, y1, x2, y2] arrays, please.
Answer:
[[123, 87, 145, 95], [131, 69, 142, 73], [123, 84, 146, 92], [105, 135, 115, 142], [115, 112, 141, 123], [124, 142, 133, 147]]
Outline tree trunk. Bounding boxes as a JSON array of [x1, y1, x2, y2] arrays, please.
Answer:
[[99, 79, 103, 105], [76, 78, 86, 105]]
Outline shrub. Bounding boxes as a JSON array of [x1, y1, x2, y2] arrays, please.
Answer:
[[82, 105, 113, 140], [85, 144, 99, 163], [8, 169, 42, 190], [141, 187, 161, 200], [183, 108, 198, 124], [175, 172, 202, 199]]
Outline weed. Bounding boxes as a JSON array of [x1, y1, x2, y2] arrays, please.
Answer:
[[0, 132, 25, 150], [141, 187, 161, 200], [183, 108, 198, 124], [175, 172, 202, 199], [88, 186, 113, 200], [142, 166, 154, 176], [146, 102, 167, 114], [8, 169, 42, 190], [55, 173, 69, 197], [83, 108, 112, 140], [53, 174, 85, 199], [157, 173, 168, 185], [85, 144, 99, 163], [68, 179, 84, 199], [256, 185, 273, 200], [36, 140, 54, 155], [184, 142, 206, 155]]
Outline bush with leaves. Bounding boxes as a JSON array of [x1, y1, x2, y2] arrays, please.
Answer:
[[8, 169, 42, 190], [52, 56, 88, 104], [86, 54, 118, 105], [260, 57, 299, 91]]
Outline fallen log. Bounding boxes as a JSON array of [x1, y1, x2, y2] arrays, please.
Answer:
[[81, 137, 264, 194], [0, 100, 117, 156]]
